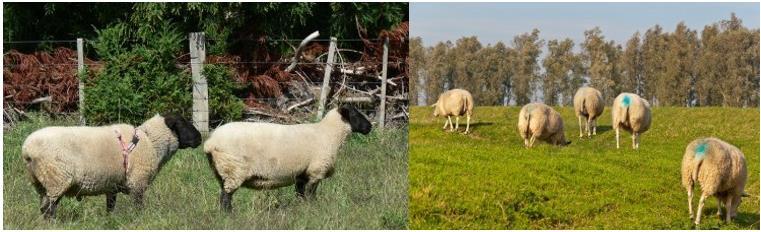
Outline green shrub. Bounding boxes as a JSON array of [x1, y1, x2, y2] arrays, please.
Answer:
[[203, 64, 246, 124], [84, 21, 244, 125], [84, 21, 189, 125]]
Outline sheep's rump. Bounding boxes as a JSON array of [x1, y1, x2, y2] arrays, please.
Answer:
[[612, 93, 651, 133], [518, 103, 562, 140], [204, 122, 336, 186], [573, 87, 604, 119], [436, 89, 473, 116], [22, 125, 132, 195], [681, 138, 747, 195]]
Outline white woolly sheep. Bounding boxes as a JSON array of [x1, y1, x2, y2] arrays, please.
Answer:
[[21, 113, 201, 219], [203, 105, 372, 212], [573, 87, 604, 138], [432, 88, 474, 134], [681, 137, 747, 225], [611, 93, 651, 149], [517, 103, 571, 147]]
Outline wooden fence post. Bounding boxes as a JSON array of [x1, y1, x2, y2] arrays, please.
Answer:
[[77, 38, 85, 125], [378, 38, 389, 128], [189, 32, 209, 136], [316, 37, 337, 120]]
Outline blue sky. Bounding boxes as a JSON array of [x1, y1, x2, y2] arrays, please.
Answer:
[[411, 2, 760, 47]]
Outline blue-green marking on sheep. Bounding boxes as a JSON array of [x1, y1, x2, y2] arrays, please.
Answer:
[[695, 142, 708, 160], [622, 95, 631, 107]]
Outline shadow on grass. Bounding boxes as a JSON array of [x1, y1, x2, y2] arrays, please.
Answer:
[[591, 125, 612, 135], [736, 211, 761, 229], [467, 122, 494, 130], [434, 122, 494, 134]]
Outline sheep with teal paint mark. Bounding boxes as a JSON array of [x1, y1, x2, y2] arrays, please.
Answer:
[[611, 93, 651, 149], [681, 137, 747, 225]]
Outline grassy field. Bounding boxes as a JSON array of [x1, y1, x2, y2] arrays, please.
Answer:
[[409, 106, 759, 229], [3, 114, 408, 229]]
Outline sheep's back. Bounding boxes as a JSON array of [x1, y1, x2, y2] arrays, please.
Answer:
[[437, 89, 472, 116], [22, 126, 128, 195], [205, 122, 322, 178], [694, 138, 745, 195]]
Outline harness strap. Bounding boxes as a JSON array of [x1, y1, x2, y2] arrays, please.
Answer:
[[114, 128, 141, 173]]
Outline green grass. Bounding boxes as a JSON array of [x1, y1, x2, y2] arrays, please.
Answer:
[[3, 113, 408, 229], [409, 106, 759, 229]]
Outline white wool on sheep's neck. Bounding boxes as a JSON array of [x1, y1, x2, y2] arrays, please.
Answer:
[[137, 114, 180, 163]]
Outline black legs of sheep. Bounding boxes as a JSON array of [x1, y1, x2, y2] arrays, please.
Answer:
[[106, 193, 117, 212], [219, 190, 234, 212], [40, 196, 60, 220], [295, 174, 321, 199]]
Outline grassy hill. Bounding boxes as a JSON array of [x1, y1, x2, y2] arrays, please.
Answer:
[[409, 106, 759, 229], [3, 114, 407, 229]]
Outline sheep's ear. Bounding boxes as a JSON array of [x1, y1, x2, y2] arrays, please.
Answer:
[[338, 105, 372, 135], [162, 113, 202, 149]]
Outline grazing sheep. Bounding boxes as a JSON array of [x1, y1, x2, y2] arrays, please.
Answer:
[[681, 137, 747, 225], [517, 103, 571, 147], [432, 89, 474, 134], [21, 113, 201, 219], [203, 105, 372, 212], [611, 93, 651, 149], [573, 87, 604, 138]]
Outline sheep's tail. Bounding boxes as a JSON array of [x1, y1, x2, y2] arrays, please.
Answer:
[[581, 98, 587, 116], [691, 141, 709, 182], [462, 95, 472, 115], [524, 112, 531, 137]]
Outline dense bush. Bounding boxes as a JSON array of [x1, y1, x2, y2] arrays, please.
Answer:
[[203, 64, 246, 124], [84, 21, 244, 125], [84, 22, 191, 125]]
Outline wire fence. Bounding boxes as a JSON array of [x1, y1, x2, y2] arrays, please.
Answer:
[[4, 36, 409, 129]]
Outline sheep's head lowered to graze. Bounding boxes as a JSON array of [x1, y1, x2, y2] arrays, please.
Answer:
[[162, 113, 202, 148], [338, 105, 372, 134]]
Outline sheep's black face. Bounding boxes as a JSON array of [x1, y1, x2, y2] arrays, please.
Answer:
[[338, 105, 372, 135], [163, 113, 202, 148]]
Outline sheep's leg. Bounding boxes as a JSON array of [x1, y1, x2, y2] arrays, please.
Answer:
[[219, 189, 234, 212], [464, 114, 471, 134], [592, 120, 598, 135], [42, 196, 61, 220], [724, 196, 733, 222], [455, 116, 460, 131], [106, 193, 117, 213], [634, 133, 640, 149], [730, 194, 741, 218], [528, 135, 537, 148], [304, 179, 322, 200], [578, 116, 584, 138], [630, 133, 635, 149], [447, 116, 454, 131], [132, 190, 145, 210], [39, 196, 50, 215], [586, 118, 593, 138], [716, 196, 724, 218], [687, 187, 694, 219], [442, 118, 450, 130], [295, 174, 308, 198], [615, 127, 620, 149], [695, 194, 707, 225]]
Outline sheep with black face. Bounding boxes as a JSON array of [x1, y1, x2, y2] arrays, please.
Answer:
[[203, 105, 372, 212], [21, 113, 201, 219]]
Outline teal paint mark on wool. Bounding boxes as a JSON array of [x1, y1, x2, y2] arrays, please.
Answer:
[[695, 142, 708, 159], [622, 95, 631, 107]]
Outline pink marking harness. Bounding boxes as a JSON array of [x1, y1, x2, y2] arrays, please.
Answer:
[[114, 128, 141, 173]]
